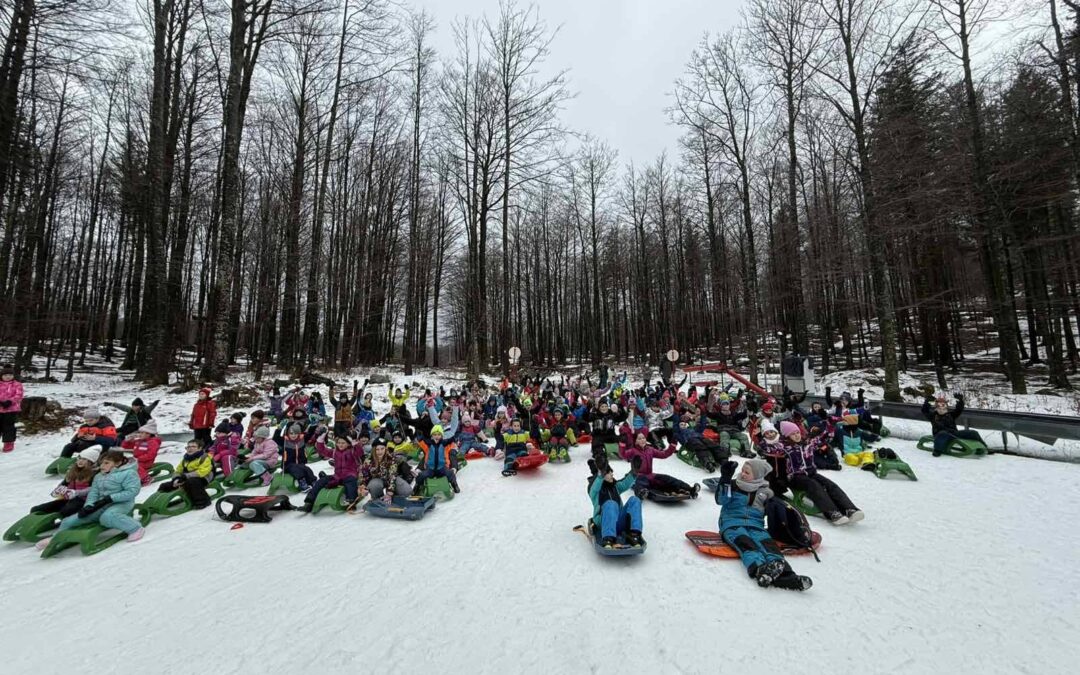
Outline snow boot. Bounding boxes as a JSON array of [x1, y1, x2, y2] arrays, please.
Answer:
[[298, 481, 311, 492], [845, 509, 865, 523], [626, 530, 645, 548], [2, 442, 13, 453], [755, 560, 786, 588], [690, 483, 700, 499], [260, 473, 272, 487], [771, 571, 813, 592], [451, 483, 461, 494], [558, 447, 569, 461], [127, 527, 146, 543], [704, 461, 717, 473], [501, 468, 517, 477], [300, 501, 313, 513], [601, 536, 616, 549], [35, 537, 52, 551], [826, 511, 850, 525]]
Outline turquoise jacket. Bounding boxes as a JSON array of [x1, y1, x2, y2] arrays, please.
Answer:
[[589, 472, 636, 527], [715, 478, 766, 532], [86, 461, 142, 509]]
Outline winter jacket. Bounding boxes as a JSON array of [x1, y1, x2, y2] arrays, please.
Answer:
[[588, 471, 636, 527], [52, 472, 95, 500], [208, 435, 240, 464], [591, 408, 628, 442], [277, 434, 308, 466], [177, 450, 214, 481], [331, 394, 356, 423], [707, 408, 747, 430], [502, 430, 530, 455], [362, 452, 412, 486], [189, 399, 217, 430], [86, 461, 141, 509], [389, 387, 411, 408], [285, 393, 309, 415], [316, 439, 363, 481], [0, 378, 24, 413], [923, 398, 964, 435], [268, 394, 285, 418], [715, 478, 767, 532], [306, 398, 326, 418], [73, 416, 118, 444], [779, 438, 815, 479], [418, 439, 457, 471], [106, 400, 159, 435], [121, 436, 162, 484], [643, 406, 673, 430], [247, 437, 281, 469], [618, 443, 675, 478]]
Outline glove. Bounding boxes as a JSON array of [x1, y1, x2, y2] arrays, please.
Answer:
[[857, 388, 864, 396], [825, 386, 831, 394], [0, 400, 10, 407], [955, 394, 963, 401], [95, 495, 113, 509], [77, 504, 96, 518], [720, 460, 738, 479]]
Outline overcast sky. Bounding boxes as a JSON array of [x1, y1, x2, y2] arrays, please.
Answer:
[[412, 0, 744, 166]]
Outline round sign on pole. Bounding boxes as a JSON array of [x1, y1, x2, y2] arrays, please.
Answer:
[[509, 346, 522, 362], [666, 349, 679, 363]]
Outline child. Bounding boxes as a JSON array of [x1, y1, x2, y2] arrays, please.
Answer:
[[61, 406, 119, 457], [119, 420, 162, 486], [330, 381, 359, 437], [922, 393, 983, 457], [105, 397, 160, 439], [157, 440, 214, 509], [31, 446, 100, 517], [275, 424, 315, 491], [243, 423, 280, 486], [501, 418, 530, 475], [189, 388, 217, 447], [779, 421, 863, 525], [0, 363, 23, 452], [456, 412, 491, 457], [267, 384, 285, 421], [361, 437, 414, 500], [587, 452, 644, 548], [245, 410, 271, 448], [416, 425, 461, 494], [306, 392, 326, 419], [715, 459, 812, 591], [208, 421, 241, 477], [543, 408, 575, 461], [36, 450, 145, 550], [228, 412, 246, 437], [388, 429, 417, 461], [755, 420, 788, 494], [619, 432, 698, 498], [672, 412, 730, 472], [304, 431, 363, 511]]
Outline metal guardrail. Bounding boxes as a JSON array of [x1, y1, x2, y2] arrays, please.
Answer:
[[799, 395, 1080, 447]]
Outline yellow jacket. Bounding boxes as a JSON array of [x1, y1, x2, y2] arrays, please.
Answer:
[[176, 452, 213, 480], [388, 386, 411, 408]]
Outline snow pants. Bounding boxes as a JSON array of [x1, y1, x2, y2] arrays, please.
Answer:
[[934, 430, 984, 454], [159, 476, 211, 508], [687, 437, 729, 466], [504, 448, 527, 471], [216, 455, 237, 478], [193, 428, 212, 447], [415, 467, 459, 491], [59, 503, 141, 535], [789, 472, 856, 516], [636, 473, 692, 496], [0, 411, 17, 443], [31, 496, 86, 518], [457, 435, 489, 456], [248, 460, 272, 477], [306, 475, 359, 503], [61, 436, 116, 458], [366, 477, 413, 500], [722, 525, 784, 577], [599, 496, 643, 539], [647, 427, 674, 448], [284, 461, 316, 485]]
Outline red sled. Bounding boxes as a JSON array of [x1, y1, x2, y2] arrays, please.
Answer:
[[684, 530, 821, 558], [576, 434, 592, 445], [465, 449, 489, 460], [514, 453, 549, 470]]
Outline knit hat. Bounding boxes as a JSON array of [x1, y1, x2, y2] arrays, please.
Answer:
[[0, 364, 13, 377], [215, 421, 230, 434], [254, 426, 271, 439], [779, 421, 800, 438], [718, 393, 730, 403], [78, 445, 102, 463], [199, 387, 212, 396], [84, 406, 101, 420], [131, 397, 145, 407], [760, 420, 778, 437], [137, 420, 158, 435], [497, 405, 508, 416], [288, 424, 303, 435], [762, 402, 775, 414], [736, 458, 773, 493], [431, 425, 445, 437]]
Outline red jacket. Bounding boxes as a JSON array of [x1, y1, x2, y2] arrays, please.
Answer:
[[190, 399, 217, 430], [121, 436, 162, 484]]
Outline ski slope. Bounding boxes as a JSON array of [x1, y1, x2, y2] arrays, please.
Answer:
[[2, 424, 1078, 674]]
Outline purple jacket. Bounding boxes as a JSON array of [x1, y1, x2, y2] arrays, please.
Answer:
[[779, 438, 815, 479], [618, 443, 675, 477], [316, 438, 362, 480]]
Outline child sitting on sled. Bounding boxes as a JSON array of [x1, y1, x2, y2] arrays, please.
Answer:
[[31, 446, 100, 518], [922, 393, 984, 457], [303, 431, 363, 512], [715, 459, 812, 591], [415, 425, 461, 494], [501, 418, 531, 475], [779, 421, 863, 525], [276, 424, 316, 491], [119, 420, 162, 486], [587, 451, 644, 549], [208, 421, 240, 477], [619, 432, 698, 499], [157, 439, 214, 509]]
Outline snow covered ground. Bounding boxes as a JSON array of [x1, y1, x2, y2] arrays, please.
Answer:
[[2, 366, 1079, 673]]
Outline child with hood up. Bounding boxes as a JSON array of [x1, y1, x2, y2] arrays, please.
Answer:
[[31, 446, 100, 518], [119, 420, 162, 486], [157, 439, 214, 509], [778, 421, 863, 525], [37, 450, 145, 550], [208, 421, 241, 477], [715, 459, 812, 591]]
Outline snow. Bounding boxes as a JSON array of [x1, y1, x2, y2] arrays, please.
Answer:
[[2, 367, 1080, 673]]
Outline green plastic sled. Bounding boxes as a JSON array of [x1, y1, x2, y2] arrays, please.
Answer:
[[604, 442, 620, 460], [310, 486, 349, 514], [135, 479, 224, 525], [223, 466, 274, 490], [916, 435, 987, 458], [4, 511, 64, 544], [267, 472, 301, 495], [45, 457, 75, 477], [879, 425, 891, 439], [676, 447, 702, 468], [874, 453, 917, 481], [149, 462, 175, 482], [544, 443, 572, 464], [39, 523, 132, 559], [420, 476, 455, 502], [305, 446, 321, 463], [783, 489, 823, 518]]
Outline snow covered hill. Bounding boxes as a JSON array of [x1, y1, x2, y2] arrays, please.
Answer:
[[1, 369, 1078, 673]]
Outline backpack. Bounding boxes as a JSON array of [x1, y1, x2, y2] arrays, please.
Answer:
[[765, 496, 817, 558]]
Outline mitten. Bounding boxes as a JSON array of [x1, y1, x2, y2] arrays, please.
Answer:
[[720, 460, 738, 479]]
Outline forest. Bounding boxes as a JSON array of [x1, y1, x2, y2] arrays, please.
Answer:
[[0, 0, 1077, 399]]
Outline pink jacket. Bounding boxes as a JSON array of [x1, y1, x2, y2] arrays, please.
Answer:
[[0, 379, 24, 413], [209, 435, 240, 462], [247, 437, 280, 468], [618, 442, 675, 477]]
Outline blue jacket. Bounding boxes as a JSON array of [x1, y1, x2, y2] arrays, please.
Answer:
[[589, 472, 636, 526], [86, 461, 142, 509], [715, 478, 766, 532], [673, 416, 707, 444], [421, 439, 456, 471]]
